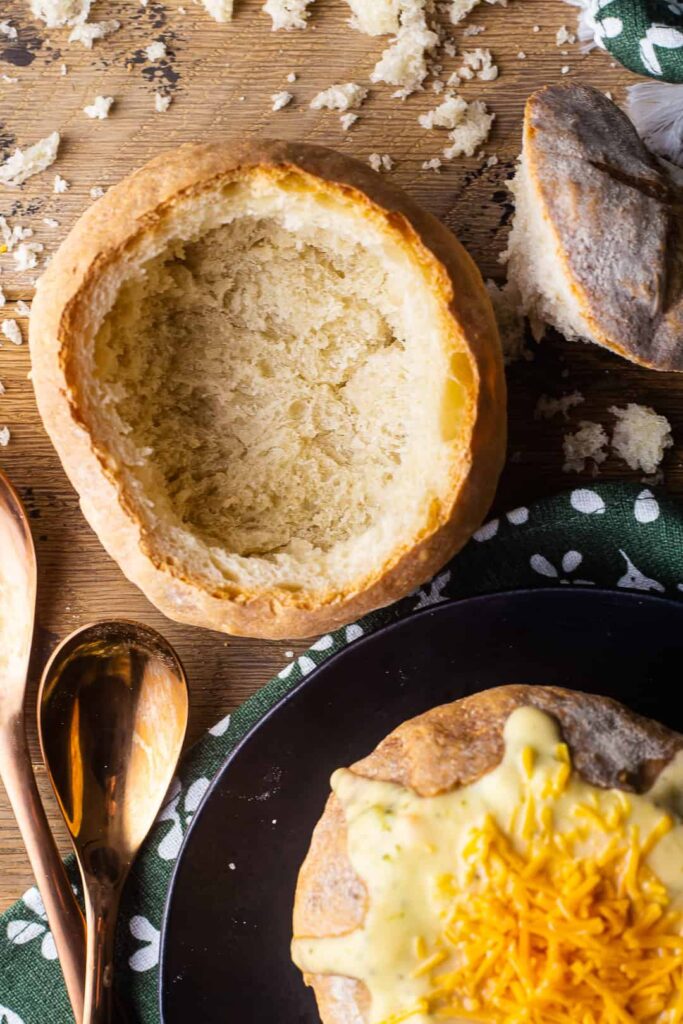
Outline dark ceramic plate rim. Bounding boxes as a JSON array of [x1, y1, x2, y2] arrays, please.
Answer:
[[157, 585, 683, 1017]]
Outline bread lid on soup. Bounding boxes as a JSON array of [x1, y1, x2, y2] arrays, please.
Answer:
[[29, 140, 506, 639]]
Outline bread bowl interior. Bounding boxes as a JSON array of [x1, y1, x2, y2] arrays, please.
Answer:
[[81, 175, 478, 597]]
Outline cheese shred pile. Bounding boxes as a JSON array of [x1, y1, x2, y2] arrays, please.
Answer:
[[386, 745, 683, 1024]]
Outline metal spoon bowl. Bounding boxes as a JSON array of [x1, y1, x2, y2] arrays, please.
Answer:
[[39, 620, 189, 1024], [0, 469, 86, 1021]]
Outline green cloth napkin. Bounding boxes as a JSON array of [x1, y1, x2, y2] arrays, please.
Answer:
[[584, 0, 683, 81], [2, 481, 683, 1023]]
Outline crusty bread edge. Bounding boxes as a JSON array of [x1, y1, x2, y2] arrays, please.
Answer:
[[521, 85, 679, 372], [29, 139, 506, 639]]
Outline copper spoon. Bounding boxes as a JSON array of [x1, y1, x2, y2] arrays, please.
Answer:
[[0, 470, 86, 1022], [38, 620, 188, 1024]]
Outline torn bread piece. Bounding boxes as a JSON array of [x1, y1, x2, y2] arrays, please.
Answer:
[[562, 421, 608, 474], [310, 83, 368, 112], [29, 0, 90, 27], [345, 0, 400, 35], [506, 84, 683, 371], [610, 404, 673, 475], [0, 132, 60, 188], [201, 0, 234, 21], [449, 0, 507, 24], [263, 0, 314, 30], [370, 2, 439, 98]]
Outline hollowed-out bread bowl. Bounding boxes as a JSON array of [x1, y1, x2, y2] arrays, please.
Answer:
[[29, 140, 506, 639]]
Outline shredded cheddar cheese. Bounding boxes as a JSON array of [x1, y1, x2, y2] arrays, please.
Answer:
[[292, 707, 683, 1024], [407, 814, 683, 1024]]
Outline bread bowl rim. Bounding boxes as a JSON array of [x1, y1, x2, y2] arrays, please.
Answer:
[[29, 138, 506, 639]]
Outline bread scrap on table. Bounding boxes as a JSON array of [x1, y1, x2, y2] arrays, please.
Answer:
[[293, 685, 683, 1024]]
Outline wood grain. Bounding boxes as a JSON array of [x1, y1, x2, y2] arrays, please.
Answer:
[[0, 0, 672, 911]]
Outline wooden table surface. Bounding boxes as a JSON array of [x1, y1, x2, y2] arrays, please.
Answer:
[[0, 0, 676, 912]]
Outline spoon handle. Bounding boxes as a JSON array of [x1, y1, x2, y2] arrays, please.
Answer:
[[83, 883, 122, 1024], [0, 713, 86, 1023]]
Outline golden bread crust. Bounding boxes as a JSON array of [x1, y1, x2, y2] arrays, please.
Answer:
[[29, 140, 505, 639], [293, 684, 683, 1023]]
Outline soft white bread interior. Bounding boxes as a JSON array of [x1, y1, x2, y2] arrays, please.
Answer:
[[29, 141, 505, 639], [507, 84, 683, 371]]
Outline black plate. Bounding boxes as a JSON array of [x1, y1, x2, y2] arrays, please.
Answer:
[[159, 588, 683, 1023]]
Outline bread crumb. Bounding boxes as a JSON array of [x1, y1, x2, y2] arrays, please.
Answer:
[[371, 8, 439, 98], [449, 0, 507, 25], [0, 215, 32, 253], [60, 63, 68, 75], [0, 21, 18, 40], [556, 25, 576, 46], [432, 80, 445, 94], [419, 94, 467, 130], [345, 0, 400, 35], [422, 157, 442, 171], [310, 82, 368, 111], [1, 74, 18, 83], [340, 112, 359, 131], [442, 99, 494, 159], [563, 421, 608, 474], [16, 300, 31, 317], [68, 19, 120, 47], [13, 241, 43, 271], [145, 40, 167, 60], [155, 92, 172, 113], [485, 154, 498, 167], [0, 379, 5, 394], [84, 95, 114, 119], [463, 24, 485, 36], [458, 48, 498, 82], [263, 0, 314, 30], [443, 39, 457, 57], [368, 153, 394, 172], [286, 71, 297, 82], [517, 50, 526, 59], [535, 391, 584, 421], [228, 861, 236, 870], [560, 65, 570, 75], [0, 426, 10, 447], [533, 24, 540, 32], [270, 90, 292, 111], [29, 0, 90, 28], [1, 319, 23, 346], [42, 216, 59, 228], [486, 279, 529, 364], [610, 404, 673, 475], [201, 0, 234, 21], [0, 131, 60, 188], [90, 186, 105, 198], [54, 174, 70, 193], [0, 286, 5, 307]]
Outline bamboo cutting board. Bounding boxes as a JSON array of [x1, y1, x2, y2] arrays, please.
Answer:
[[0, 0, 677, 908]]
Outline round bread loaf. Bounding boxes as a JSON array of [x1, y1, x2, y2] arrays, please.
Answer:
[[292, 684, 683, 1023], [29, 141, 505, 639]]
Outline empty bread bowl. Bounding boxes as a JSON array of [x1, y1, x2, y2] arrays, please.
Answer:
[[29, 141, 506, 639]]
